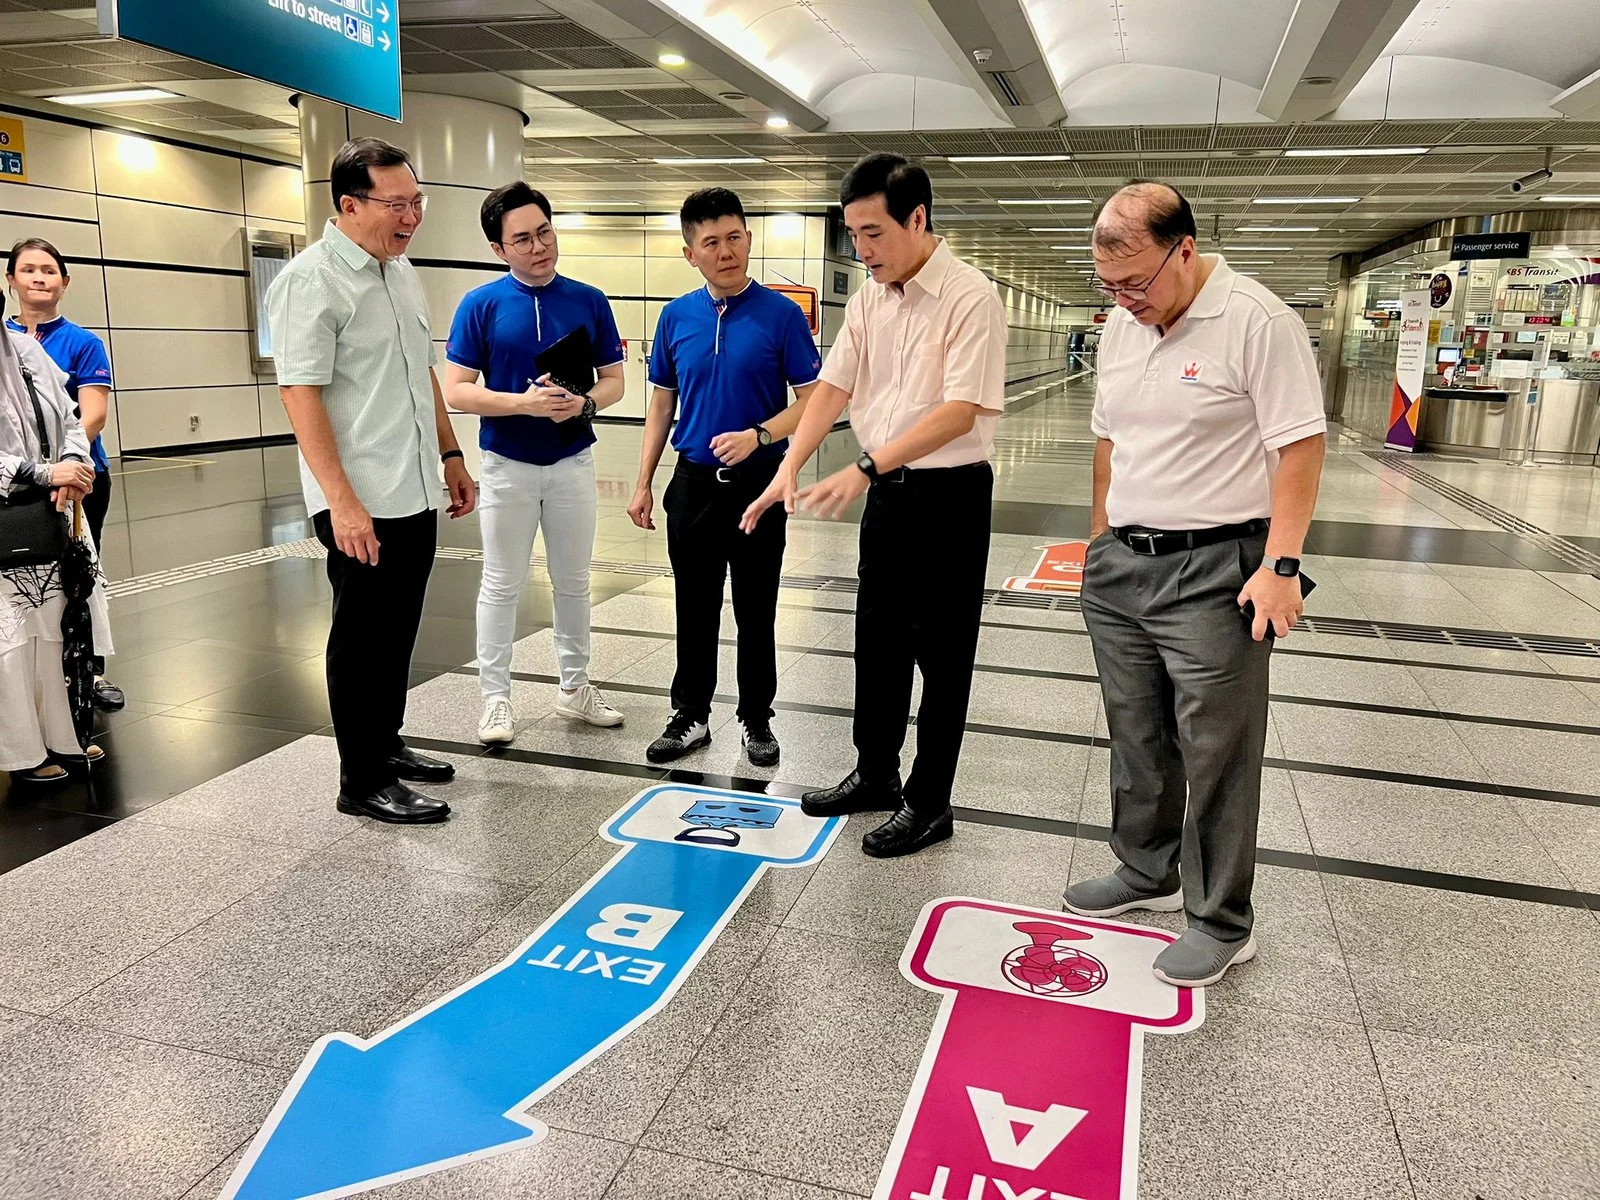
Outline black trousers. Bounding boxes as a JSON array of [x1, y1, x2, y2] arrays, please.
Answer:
[[82, 469, 111, 551], [313, 508, 436, 795], [664, 459, 787, 723], [853, 463, 993, 813]]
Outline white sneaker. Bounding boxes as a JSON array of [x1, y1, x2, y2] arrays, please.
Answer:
[[478, 697, 516, 745], [556, 683, 625, 728]]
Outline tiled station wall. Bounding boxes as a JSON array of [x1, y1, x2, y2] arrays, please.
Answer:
[[0, 110, 1076, 451], [0, 110, 304, 454]]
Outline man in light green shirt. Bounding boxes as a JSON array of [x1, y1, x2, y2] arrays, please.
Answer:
[[267, 136, 476, 826]]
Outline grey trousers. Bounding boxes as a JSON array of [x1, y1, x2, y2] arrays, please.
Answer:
[[1080, 531, 1273, 943]]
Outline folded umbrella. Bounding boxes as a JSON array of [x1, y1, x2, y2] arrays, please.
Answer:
[[58, 500, 99, 751]]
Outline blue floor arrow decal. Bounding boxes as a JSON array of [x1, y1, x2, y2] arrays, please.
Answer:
[[222, 784, 844, 1200]]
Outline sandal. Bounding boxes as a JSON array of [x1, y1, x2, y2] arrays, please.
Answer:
[[16, 762, 69, 783], [85, 745, 105, 764]]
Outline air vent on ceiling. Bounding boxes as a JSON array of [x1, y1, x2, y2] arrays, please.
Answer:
[[988, 71, 1021, 107]]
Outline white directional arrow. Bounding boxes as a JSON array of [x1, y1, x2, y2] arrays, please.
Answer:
[[376, 2, 390, 21], [378, 30, 391, 51]]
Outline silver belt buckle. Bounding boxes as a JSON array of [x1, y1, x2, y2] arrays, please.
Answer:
[[715, 466, 733, 483], [1127, 531, 1158, 555]]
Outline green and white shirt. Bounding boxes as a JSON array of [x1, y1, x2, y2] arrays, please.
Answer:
[[267, 220, 439, 519]]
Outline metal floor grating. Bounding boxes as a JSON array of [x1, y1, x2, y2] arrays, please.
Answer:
[[1366, 451, 1600, 576], [106, 540, 1600, 660]]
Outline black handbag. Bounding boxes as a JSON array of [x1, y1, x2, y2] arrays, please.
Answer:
[[0, 365, 70, 570]]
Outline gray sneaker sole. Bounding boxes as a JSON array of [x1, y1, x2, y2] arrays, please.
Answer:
[[1061, 888, 1184, 918], [1152, 935, 1258, 987]]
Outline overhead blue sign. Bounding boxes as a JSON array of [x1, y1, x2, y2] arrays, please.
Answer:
[[221, 785, 844, 1199], [97, 0, 402, 122]]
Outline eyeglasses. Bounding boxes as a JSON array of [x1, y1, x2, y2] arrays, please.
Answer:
[[1090, 240, 1180, 301], [354, 192, 428, 216], [500, 227, 558, 254]]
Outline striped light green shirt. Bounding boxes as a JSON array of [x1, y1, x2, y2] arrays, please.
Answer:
[[267, 219, 439, 519]]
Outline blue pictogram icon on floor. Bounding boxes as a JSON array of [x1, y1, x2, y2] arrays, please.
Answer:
[[221, 784, 844, 1200]]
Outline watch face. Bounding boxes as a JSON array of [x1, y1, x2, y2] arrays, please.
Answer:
[[1274, 557, 1301, 576]]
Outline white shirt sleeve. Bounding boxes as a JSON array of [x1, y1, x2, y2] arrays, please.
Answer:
[[1090, 322, 1115, 439], [1244, 311, 1327, 451], [818, 289, 865, 397]]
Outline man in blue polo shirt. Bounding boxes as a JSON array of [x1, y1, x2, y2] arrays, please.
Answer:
[[443, 182, 627, 746], [628, 187, 821, 766]]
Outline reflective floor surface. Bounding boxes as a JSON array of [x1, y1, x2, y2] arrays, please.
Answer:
[[1, 365, 1597, 1199]]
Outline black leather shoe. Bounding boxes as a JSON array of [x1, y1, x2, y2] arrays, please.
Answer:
[[385, 746, 456, 784], [336, 783, 451, 824], [92, 678, 126, 712], [862, 804, 954, 858], [801, 770, 902, 818]]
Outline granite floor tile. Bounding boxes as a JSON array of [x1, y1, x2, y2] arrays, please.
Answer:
[[1323, 874, 1600, 1057], [1509, 797, 1600, 892], [1448, 719, 1600, 796], [953, 728, 1090, 820], [0, 1017, 284, 1200], [639, 927, 935, 1195], [1371, 1027, 1598, 1200], [1407, 663, 1600, 726], [510, 628, 670, 682], [603, 1148, 865, 1199], [966, 669, 1102, 737], [1138, 1004, 1412, 1200], [1291, 771, 1572, 885], [402, 670, 558, 747], [1271, 702, 1489, 782], [0, 821, 307, 1014], [1269, 652, 1435, 708], [975, 623, 1101, 675], [56, 850, 527, 1068]]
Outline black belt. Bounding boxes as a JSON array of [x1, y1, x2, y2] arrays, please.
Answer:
[[674, 458, 778, 484], [873, 461, 991, 485], [1111, 519, 1268, 556]]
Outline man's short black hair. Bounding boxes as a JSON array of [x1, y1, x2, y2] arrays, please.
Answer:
[[838, 153, 934, 232], [1093, 180, 1197, 254], [480, 182, 553, 243], [679, 187, 746, 240], [329, 137, 413, 209]]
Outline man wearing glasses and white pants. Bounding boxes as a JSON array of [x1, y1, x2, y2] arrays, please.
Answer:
[[443, 182, 627, 745], [1064, 181, 1325, 988]]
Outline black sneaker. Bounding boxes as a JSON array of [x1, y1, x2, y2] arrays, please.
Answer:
[[741, 719, 780, 767], [646, 711, 711, 764]]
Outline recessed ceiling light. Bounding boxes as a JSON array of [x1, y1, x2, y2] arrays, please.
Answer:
[[658, 52, 687, 66], [765, 115, 789, 128], [1226, 245, 1295, 251], [999, 198, 1094, 206], [1236, 226, 1320, 233], [947, 154, 1072, 163], [1252, 196, 1361, 204], [1540, 195, 1600, 203], [654, 157, 763, 165], [1029, 226, 1091, 233], [1283, 147, 1425, 157], [1050, 245, 1092, 251], [49, 88, 180, 106]]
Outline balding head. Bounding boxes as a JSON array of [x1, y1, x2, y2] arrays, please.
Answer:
[[1093, 181, 1196, 258]]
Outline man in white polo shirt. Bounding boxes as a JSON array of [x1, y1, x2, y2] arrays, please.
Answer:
[[1063, 181, 1326, 987]]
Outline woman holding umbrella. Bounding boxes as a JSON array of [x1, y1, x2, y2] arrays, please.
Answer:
[[0, 295, 110, 782]]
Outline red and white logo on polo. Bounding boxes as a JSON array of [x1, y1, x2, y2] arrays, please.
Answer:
[[1180, 362, 1201, 382]]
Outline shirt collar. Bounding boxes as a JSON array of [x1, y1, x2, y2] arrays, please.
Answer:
[[509, 270, 563, 296], [706, 277, 756, 311], [324, 220, 377, 272], [902, 237, 954, 298], [5, 315, 64, 336], [1181, 254, 1235, 321]]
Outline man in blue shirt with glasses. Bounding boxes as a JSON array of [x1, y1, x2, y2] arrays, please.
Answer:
[[444, 183, 628, 746], [628, 188, 821, 767]]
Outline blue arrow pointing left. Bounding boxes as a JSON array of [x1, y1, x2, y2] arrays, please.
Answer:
[[222, 785, 842, 1200]]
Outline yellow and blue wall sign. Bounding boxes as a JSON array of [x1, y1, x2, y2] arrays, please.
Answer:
[[98, 0, 403, 122]]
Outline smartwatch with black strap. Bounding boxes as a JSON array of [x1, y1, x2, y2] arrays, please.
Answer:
[[1266, 555, 1301, 578], [855, 451, 880, 481]]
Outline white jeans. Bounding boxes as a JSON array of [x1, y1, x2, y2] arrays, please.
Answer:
[[476, 448, 597, 699]]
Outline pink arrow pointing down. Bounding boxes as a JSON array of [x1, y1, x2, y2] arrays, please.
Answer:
[[874, 899, 1204, 1200]]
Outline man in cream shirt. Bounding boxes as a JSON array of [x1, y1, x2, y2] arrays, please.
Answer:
[[1064, 181, 1326, 987], [743, 153, 1006, 859]]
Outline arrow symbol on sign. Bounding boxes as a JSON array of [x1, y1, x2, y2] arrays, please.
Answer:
[[376, 2, 390, 20], [378, 30, 391, 51], [220, 787, 842, 1200]]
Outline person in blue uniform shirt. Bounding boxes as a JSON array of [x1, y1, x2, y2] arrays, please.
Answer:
[[6, 237, 123, 712], [443, 182, 628, 746], [628, 188, 821, 767]]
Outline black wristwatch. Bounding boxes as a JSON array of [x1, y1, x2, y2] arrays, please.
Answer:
[[1268, 555, 1301, 577], [752, 424, 773, 448], [855, 451, 880, 481], [580, 395, 597, 421], [441, 449, 464, 464]]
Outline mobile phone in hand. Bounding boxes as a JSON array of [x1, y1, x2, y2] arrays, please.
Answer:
[[1240, 572, 1317, 639]]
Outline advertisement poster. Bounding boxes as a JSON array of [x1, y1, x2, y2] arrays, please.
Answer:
[[1384, 291, 1429, 452]]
